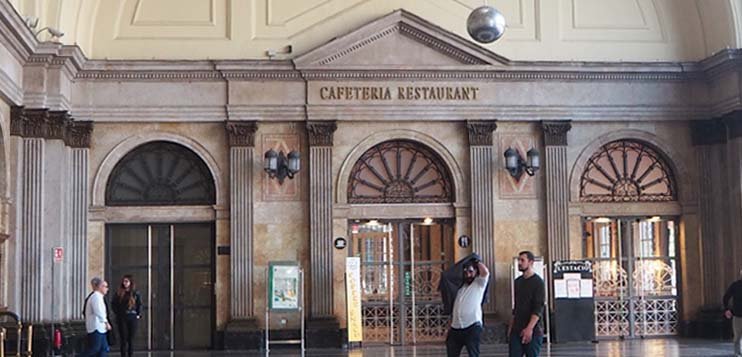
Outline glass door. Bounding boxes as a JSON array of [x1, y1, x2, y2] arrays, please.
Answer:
[[584, 217, 678, 338], [351, 219, 453, 345], [106, 223, 214, 350]]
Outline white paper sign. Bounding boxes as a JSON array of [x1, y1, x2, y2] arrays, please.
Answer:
[[554, 280, 567, 298], [580, 279, 593, 298]]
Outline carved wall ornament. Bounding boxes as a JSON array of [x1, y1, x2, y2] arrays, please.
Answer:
[[542, 121, 572, 146], [225, 121, 258, 147], [466, 121, 498, 146], [307, 121, 337, 146]]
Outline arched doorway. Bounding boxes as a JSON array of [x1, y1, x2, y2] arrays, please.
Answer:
[[578, 139, 680, 338], [104, 141, 216, 350], [346, 140, 456, 344]]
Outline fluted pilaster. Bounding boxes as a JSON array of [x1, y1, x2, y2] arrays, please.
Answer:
[[308, 121, 336, 317], [67, 148, 88, 319], [18, 138, 44, 322], [467, 121, 496, 313], [542, 121, 571, 261], [226, 121, 257, 318]]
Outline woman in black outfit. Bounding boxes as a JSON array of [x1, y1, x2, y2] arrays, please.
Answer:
[[112, 275, 142, 357]]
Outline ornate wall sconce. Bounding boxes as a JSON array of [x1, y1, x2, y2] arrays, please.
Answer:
[[264, 149, 300, 184], [504, 147, 540, 181]]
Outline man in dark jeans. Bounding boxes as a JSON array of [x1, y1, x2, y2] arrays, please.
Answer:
[[724, 269, 742, 357], [446, 259, 490, 357], [509, 251, 545, 357]]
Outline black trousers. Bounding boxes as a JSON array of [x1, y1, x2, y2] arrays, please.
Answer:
[[116, 315, 138, 357], [446, 323, 482, 357]]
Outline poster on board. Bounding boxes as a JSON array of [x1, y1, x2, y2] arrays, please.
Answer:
[[268, 262, 301, 310], [346, 257, 363, 342]]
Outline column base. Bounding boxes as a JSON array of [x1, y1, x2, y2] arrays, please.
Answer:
[[224, 317, 263, 350], [29, 320, 87, 356], [306, 317, 342, 348]]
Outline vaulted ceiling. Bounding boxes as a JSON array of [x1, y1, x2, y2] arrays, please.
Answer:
[[8, 0, 742, 61]]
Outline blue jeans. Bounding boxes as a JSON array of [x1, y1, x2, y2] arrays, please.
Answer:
[[446, 323, 482, 357], [509, 331, 542, 357], [79, 331, 108, 357]]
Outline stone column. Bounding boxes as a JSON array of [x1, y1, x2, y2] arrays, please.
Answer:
[[466, 121, 497, 314], [541, 121, 572, 261], [307, 121, 337, 318], [225, 121, 258, 320], [222, 121, 263, 349], [15, 136, 44, 321], [691, 119, 728, 304], [65, 121, 92, 319], [725, 114, 742, 280]]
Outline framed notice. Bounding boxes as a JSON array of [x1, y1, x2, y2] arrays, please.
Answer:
[[268, 262, 301, 310]]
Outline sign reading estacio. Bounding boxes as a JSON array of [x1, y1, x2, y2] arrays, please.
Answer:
[[319, 85, 480, 101]]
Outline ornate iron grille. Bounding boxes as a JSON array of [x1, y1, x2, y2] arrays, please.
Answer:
[[580, 140, 676, 202], [348, 140, 454, 204], [106, 141, 216, 206]]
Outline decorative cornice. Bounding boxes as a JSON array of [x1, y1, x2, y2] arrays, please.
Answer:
[[221, 71, 302, 81], [306, 121, 337, 146], [76, 71, 223, 81], [299, 69, 696, 81], [66, 121, 94, 148], [691, 119, 727, 146], [10, 106, 93, 147], [466, 121, 498, 146], [541, 121, 572, 146], [225, 121, 258, 147]]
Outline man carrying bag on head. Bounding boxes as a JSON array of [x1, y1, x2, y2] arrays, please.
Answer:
[[438, 253, 491, 357]]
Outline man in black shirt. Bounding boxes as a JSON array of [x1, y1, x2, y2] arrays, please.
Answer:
[[724, 269, 742, 357], [509, 251, 545, 357]]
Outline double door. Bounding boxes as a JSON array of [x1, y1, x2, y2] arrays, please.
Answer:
[[584, 217, 679, 338], [350, 220, 454, 345], [106, 223, 214, 350]]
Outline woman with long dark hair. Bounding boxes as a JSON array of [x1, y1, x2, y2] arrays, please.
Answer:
[[111, 275, 142, 357]]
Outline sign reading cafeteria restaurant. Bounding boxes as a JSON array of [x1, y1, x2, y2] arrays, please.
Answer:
[[319, 85, 480, 101]]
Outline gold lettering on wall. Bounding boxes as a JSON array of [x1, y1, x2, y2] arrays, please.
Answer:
[[319, 86, 479, 101]]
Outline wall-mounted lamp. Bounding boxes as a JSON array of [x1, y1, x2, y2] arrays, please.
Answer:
[[264, 149, 300, 185], [504, 147, 540, 180]]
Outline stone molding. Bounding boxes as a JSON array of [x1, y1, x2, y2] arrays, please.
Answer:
[[225, 121, 258, 147], [466, 121, 498, 146], [10, 106, 94, 148], [307, 121, 337, 146], [542, 121, 572, 146]]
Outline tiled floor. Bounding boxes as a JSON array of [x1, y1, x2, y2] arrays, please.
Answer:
[[113, 338, 735, 356]]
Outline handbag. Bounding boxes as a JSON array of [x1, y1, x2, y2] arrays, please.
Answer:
[[106, 328, 117, 347]]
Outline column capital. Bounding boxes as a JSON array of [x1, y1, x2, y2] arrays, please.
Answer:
[[466, 120, 497, 146], [307, 121, 337, 146], [65, 121, 94, 148], [691, 119, 727, 146], [722, 110, 742, 140], [225, 121, 258, 147], [11, 106, 93, 147], [541, 120, 572, 146]]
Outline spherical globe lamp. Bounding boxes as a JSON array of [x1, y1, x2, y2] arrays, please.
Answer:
[[466, 6, 506, 44]]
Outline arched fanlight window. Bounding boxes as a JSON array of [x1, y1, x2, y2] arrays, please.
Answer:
[[348, 140, 454, 204], [106, 141, 216, 206], [580, 140, 676, 203]]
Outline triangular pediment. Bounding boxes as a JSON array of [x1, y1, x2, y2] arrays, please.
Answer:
[[294, 9, 509, 69]]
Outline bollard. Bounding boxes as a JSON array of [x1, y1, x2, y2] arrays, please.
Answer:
[[1, 327, 5, 357]]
